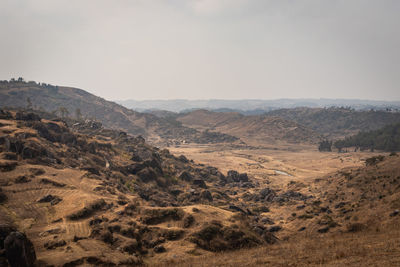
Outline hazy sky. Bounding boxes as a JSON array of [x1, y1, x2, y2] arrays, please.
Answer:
[[1, 0, 399, 101]]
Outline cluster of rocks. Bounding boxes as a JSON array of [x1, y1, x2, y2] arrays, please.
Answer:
[[188, 220, 276, 252], [86, 207, 192, 258]]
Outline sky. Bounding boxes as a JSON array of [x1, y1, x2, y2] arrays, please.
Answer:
[[0, 0, 399, 101]]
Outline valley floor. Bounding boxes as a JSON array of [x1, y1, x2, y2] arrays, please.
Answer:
[[165, 143, 400, 266], [168, 143, 378, 184]]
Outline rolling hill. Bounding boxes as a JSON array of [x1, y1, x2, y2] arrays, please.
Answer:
[[0, 80, 237, 146], [333, 123, 400, 152], [266, 107, 400, 139], [176, 109, 323, 144], [0, 108, 273, 265]]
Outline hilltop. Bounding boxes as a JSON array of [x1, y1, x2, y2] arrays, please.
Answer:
[[0, 80, 237, 146]]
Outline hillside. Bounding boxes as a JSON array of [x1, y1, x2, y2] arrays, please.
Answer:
[[0, 80, 237, 146], [266, 107, 400, 139], [0, 109, 278, 266], [176, 109, 322, 144], [159, 153, 400, 266], [1, 109, 400, 266], [333, 123, 400, 152]]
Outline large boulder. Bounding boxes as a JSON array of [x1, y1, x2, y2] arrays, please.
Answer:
[[227, 170, 249, 183], [4, 231, 36, 267], [179, 171, 193, 182], [137, 168, 158, 183], [193, 179, 207, 189]]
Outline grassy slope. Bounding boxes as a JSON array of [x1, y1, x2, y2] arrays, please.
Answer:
[[177, 109, 322, 144]]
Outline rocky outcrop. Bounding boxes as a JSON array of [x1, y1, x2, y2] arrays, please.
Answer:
[[0, 226, 36, 267], [189, 220, 264, 252]]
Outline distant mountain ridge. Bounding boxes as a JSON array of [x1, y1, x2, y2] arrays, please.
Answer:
[[117, 98, 400, 113]]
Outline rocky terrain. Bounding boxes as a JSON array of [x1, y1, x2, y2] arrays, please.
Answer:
[[1, 108, 400, 266], [0, 109, 277, 266]]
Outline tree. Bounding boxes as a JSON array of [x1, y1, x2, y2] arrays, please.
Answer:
[[334, 123, 400, 152], [75, 108, 82, 120], [318, 140, 332, 152], [58, 107, 69, 118], [26, 97, 32, 109]]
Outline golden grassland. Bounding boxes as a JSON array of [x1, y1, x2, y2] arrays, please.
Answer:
[[154, 223, 400, 267]]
